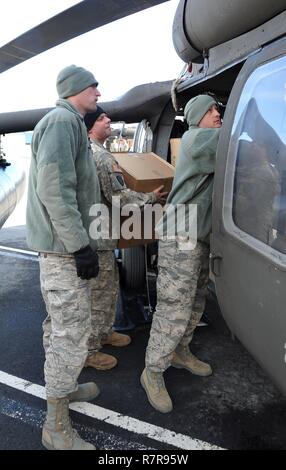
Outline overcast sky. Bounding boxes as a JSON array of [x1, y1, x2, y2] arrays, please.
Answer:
[[0, 0, 184, 112]]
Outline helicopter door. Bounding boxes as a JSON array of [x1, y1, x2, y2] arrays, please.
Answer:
[[211, 38, 286, 396]]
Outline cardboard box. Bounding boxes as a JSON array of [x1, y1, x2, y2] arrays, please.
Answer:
[[114, 152, 174, 193], [170, 138, 181, 167], [113, 152, 174, 249]]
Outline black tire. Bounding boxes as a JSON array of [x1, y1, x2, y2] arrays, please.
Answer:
[[121, 246, 146, 290]]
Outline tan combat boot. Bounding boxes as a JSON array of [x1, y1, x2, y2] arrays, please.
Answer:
[[172, 346, 212, 377], [42, 397, 95, 450], [140, 368, 173, 413], [101, 331, 131, 347], [68, 382, 100, 402], [84, 351, 117, 370]]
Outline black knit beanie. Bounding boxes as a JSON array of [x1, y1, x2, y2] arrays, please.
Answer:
[[84, 106, 106, 131]]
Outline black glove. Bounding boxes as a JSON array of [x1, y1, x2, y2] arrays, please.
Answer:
[[74, 245, 99, 280]]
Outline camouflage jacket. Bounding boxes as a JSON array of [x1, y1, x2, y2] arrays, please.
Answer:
[[91, 140, 156, 250]]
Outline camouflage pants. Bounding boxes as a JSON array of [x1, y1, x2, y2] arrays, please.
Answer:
[[39, 253, 91, 399], [87, 250, 119, 354], [145, 239, 210, 372]]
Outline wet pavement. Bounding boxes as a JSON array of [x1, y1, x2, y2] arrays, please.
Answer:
[[0, 226, 286, 450]]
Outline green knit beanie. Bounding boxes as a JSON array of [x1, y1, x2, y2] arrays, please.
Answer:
[[184, 94, 217, 126], [56, 65, 98, 98]]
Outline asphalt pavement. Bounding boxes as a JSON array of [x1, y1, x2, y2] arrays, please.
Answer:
[[0, 226, 286, 451]]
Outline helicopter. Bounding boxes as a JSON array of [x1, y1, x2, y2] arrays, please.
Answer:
[[0, 0, 286, 438]]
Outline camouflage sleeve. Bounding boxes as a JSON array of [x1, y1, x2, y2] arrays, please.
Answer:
[[96, 152, 156, 207]]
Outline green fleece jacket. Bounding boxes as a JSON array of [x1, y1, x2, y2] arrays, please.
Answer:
[[26, 99, 101, 253], [158, 126, 220, 244]]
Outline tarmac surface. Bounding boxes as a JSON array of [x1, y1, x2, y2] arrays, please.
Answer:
[[0, 225, 286, 451]]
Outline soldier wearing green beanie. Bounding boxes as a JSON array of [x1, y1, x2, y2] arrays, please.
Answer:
[[141, 94, 222, 414], [26, 65, 102, 450]]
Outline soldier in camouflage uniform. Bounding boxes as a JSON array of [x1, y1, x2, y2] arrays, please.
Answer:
[[84, 107, 167, 370], [141, 94, 222, 413], [26, 65, 102, 450]]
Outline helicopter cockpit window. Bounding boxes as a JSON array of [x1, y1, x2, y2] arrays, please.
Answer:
[[231, 55, 286, 252], [104, 120, 153, 154]]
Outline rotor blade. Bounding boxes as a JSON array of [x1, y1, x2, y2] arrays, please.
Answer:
[[0, 81, 173, 133], [0, 0, 169, 74]]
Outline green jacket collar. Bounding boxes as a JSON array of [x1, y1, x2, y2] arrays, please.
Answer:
[[55, 98, 84, 120]]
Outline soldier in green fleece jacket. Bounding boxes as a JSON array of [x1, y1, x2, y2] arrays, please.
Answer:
[[26, 65, 102, 450], [141, 94, 222, 413]]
